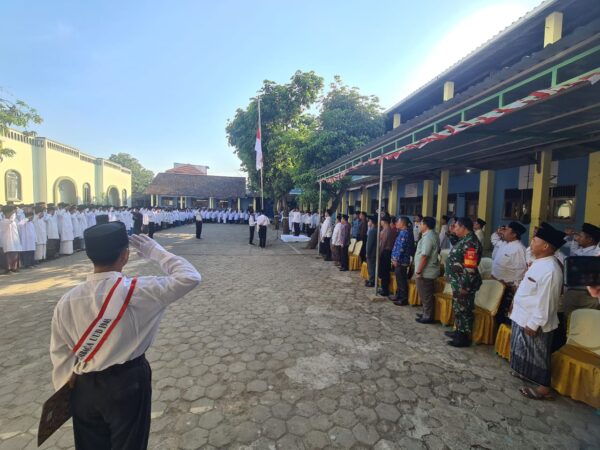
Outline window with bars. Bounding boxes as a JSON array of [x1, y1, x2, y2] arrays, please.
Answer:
[[503, 188, 533, 223], [5, 170, 21, 202], [82, 183, 92, 204], [550, 185, 576, 222]]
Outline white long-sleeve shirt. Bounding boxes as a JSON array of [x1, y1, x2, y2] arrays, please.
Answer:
[[50, 247, 201, 390], [492, 239, 527, 284], [510, 255, 562, 332], [320, 217, 332, 239], [331, 222, 343, 246], [46, 213, 60, 240], [33, 215, 48, 244], [0, 213, 22, 252], [256, 214, 270, 226]]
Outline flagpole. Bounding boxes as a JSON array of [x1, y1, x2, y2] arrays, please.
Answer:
[[258, 97, 264, 210]]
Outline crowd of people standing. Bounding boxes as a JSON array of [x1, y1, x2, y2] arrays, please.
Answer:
[[313, 206, 600, 401]]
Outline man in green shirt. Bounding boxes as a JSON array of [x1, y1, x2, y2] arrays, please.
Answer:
[[415, 217, 440, 324]]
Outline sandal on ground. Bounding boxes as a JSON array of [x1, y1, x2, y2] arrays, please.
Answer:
[[519, 386, 554, 401], [510, 370, 528, 381]]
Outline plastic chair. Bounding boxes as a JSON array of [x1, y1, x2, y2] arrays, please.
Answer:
[[349, 241, 363, 271], [478, 257, 493, 280], [495, 323, 512, 360], [348, 238, 357, 254], [552, 309, 600, 408], [360, 261, 369, 280], [434, 281, 454, 325], [472, 279, 505, 344]]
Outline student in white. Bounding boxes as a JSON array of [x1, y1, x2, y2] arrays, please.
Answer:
[[33, 206, 48, 262], [50, 224, 200, 448]]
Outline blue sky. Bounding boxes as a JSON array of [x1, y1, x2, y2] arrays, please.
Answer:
[[1, 0, 542, 176]]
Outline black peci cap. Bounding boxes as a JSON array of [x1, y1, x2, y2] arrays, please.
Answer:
[[84, 222, 129, 264], [535, 223, 566, 249]]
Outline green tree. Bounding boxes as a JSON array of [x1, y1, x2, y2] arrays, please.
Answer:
[[0, 95, 43, 161], [108, 153, 154, 195], [226, 70, 324, 233], [294, 76, 385, 211]]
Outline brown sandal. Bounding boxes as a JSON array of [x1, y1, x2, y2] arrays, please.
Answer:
[[519, 386, 554, 401]]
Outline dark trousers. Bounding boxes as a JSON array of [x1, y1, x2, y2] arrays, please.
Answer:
[[258, 225, 267, 248], [249, 226, 255, 244], [321, 237, 332, 260], [195, 221, 202, 239], [417, 277, 435, 320], [74, 237, 82, 252], [340, 244, 349, 269], [367, 256, 376, 283], [70, 355, 151, 450], [293, 222, 300, 236], [359, 237, 367, 262], [378, 249, 392, 294], [148, 222, 155, 239], [393, 264, 410, 302], [47, 239, 60, 259], [20, 250, 35, 268]]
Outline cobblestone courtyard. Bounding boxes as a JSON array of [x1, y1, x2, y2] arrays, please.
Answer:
[[0, 224, 599, 450]]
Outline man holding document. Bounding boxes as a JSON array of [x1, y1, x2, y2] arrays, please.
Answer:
[[42, 222, 201, 449]]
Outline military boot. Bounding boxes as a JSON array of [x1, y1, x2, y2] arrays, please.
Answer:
[[447, 332, 471, 347]]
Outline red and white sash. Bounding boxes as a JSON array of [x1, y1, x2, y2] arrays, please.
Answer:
[[72, 277, 138, 363]]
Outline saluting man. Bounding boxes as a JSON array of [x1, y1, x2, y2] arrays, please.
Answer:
[[49, 223, 201, 449], [445, 217, 483, 347]]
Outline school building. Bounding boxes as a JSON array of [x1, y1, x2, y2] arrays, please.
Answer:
[[1, 128, 132, 206], [318, 0, 600, 246], [145, 163, 258, 210]]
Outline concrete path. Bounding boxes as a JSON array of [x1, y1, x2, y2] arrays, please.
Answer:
[[0, 224, 598, 449]]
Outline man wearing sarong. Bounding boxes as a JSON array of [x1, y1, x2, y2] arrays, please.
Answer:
[[509, 223, 565, 400]]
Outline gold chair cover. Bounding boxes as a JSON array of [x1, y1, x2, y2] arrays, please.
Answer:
[[494, 323, 511, 361]]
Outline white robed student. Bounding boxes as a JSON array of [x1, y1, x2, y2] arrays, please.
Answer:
[[19, 211, 37, 268], [77, 207, 88, 250], [71, 207, 83, 252], [509, 223, 565, 401], [33, 206, 48, 262], [86, 208, 97, 228], [57, 205, 74, 255], [46, 207, 60, 259], [0, 205, 22, 272]]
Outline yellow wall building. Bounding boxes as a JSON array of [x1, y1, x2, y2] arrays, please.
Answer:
[[1, 128, 132, 206]]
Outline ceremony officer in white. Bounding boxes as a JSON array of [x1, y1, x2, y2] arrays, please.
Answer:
[[50, 222, 201, 449]]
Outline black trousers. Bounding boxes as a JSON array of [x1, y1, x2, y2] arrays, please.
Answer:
[[340, 244, 350, 270], [321, 237, 332, 260], [195, 220, 202, 239], [249, 226, 255, 244], [378, 249, 392, 294], [393, 264, 410, 302], [70, 355, 151, 450], [148, 222, 155, 238], [293, 222, 300, 236], [258, 225, 267, 247], [47, 239, 60, 259]]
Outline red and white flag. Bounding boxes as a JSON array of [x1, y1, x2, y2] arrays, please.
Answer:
[[255, 128, 263, 171]]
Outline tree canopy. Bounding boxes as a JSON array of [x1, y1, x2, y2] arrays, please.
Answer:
[[226, 72, 385, 220], [108, 153, 155, 195], [0, 94, 43, 162], [226, 70, 323, 231], [293, 76, 385, 209]]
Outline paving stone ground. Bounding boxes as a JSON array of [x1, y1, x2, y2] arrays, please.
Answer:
[[1, 223, 599, 450]]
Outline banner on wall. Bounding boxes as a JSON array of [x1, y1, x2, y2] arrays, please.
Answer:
[[405, 183, 418, 198], [518, 161, 558, 190]]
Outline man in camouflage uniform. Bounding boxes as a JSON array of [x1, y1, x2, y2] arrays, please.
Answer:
[[445, 217, 483, 347]]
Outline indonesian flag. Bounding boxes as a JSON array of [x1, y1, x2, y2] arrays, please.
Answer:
[[255, 128, 263, 171]]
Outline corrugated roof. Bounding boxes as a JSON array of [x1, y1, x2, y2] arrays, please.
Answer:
[[146, 173, 247, 198]]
